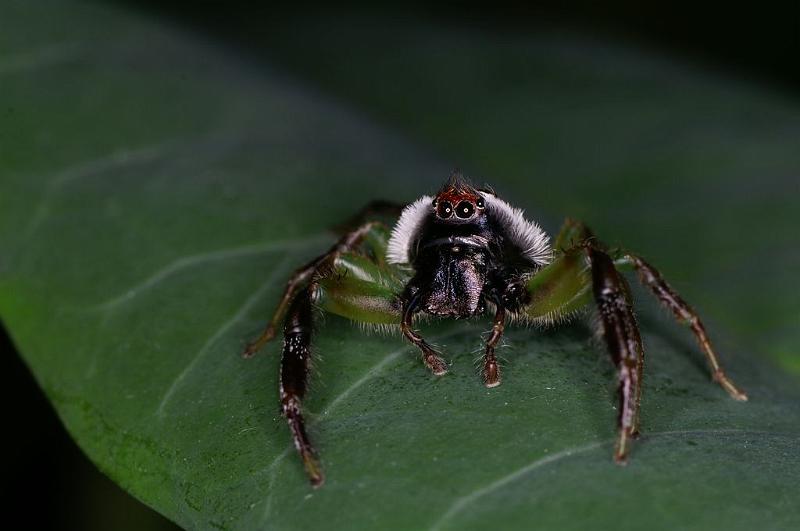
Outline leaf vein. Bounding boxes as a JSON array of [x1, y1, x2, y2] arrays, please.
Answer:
[[259, 325, 474, 524], [24, 129, 249, 240], [154, 257, 293, 418], [429, 428, 786, 530], [23, 142, 175, 238], [90, 234, 329, 312]]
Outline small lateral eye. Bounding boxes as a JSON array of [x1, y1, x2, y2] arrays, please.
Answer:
[[437, 201, 453, 218], [476, 197, 485, 209], [456, 201, 475, 218]]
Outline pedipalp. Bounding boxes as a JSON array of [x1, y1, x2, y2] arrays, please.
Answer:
[[400, 292, 449, 376], [482, 298, 506, 388]]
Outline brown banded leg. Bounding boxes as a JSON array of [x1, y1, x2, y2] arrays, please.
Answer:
[[280, 284, 324, 487], [400, 294, 448, 375], [588, 247, 645, 464], [243, 221, 382, 358], [242, 260, 318, 357], [483, 302, 506, 388], [625, 253, 748, 402]]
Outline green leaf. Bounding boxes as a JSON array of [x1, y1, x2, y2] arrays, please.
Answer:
[[2, 3, 799, 531]]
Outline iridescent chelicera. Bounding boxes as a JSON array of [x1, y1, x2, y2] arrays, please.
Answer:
[[243, 173, 747, 487]]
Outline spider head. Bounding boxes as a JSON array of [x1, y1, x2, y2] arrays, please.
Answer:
[[433, 172, 485, 222]]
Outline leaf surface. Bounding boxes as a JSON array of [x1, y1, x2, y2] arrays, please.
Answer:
[[1, 3, 798, 530]]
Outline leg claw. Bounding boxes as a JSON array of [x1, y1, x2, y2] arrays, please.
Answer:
[[714, 371, 748, 401], [427, 354, 448, 376], [241, 326, 277, 358], [483, 361, 501, 388]]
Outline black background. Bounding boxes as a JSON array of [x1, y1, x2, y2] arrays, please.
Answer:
[[3, 1, 797, 529]]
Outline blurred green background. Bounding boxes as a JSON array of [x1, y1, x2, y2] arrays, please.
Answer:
[[2, 1, 798, 529]]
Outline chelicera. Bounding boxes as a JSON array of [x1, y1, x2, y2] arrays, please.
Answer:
[[243, 173, 747, 487]]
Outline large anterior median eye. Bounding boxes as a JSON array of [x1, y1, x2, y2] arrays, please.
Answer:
[[437, 201, 453, 218], [456, 201, 474, 218]]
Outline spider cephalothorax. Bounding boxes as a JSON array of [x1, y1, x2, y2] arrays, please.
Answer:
[[402, 176, 494, 317], [243, 172, 747, 488]]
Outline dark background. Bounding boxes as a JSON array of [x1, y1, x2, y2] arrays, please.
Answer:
[[3, 1, 797, 529], [134, 0, 800, 94]]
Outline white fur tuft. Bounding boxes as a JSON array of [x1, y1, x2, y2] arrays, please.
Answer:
[[482, 192, 552, 266], [386, 195, 433, 264]]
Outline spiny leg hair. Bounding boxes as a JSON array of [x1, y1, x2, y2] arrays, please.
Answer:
[[482, 300, 506, 388], [279, 284, 324, 487], [401, 293, 449, 375], [624, 253, 748, 401]]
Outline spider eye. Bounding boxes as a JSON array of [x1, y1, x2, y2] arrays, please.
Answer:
[[437, 201, 453, 218], [476, 197, 485, 209], [456, 201, 475, 218]]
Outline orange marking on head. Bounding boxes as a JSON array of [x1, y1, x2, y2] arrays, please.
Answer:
[[436, 187, 481, 205], [434, 173, 484, 220]]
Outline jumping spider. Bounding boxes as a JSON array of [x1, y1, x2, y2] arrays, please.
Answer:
[[244, 173, 747, 487]]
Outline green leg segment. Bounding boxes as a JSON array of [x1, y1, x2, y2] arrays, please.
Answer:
[[524, 249, 593, 323], [317, 270, 402, 325], [243, 222, 397, 357], [315, 225, 407, 326]]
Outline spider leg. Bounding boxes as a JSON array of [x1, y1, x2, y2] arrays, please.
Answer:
[[272, 251, 404, 489], [520, 247, 643, 461], [622, 253, 748, 401], [400, 293, 449, 375], [482, 299, 506, 388], [588, 246, 645, 463], [523, 248, 593, 322], [243, 221, 386, 358], [554, 216, 595, 250], [242, 258, 318, 357], [514, 218, 746, 465], [279, 284, 324, 487]]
